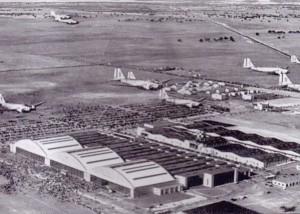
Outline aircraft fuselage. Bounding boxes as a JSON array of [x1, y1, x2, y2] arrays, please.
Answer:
[[1, 103, 32, 113], [287, 84, 300, 91], [121, 79, 161, 90], [165, 98, 200, 108], [249, 66, 289, 74]]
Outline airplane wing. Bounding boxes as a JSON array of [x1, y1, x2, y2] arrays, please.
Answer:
[[112, 83, 133, 87], [199, 97, 206, 102], [275, 85, 287, 89], [100, 80, 115, 84], [0, 108, 11, 112], [0, 106, 12, 113], [160, 79, 173, 85], [33, 101, 46, 107], [111, 83, 144, 89]]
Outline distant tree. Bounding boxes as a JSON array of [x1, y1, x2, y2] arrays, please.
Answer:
[[199, 39, 203, 42], [178, 39, 182, 42], [229, 36, 235, 42], [256, 32, 260, 36]]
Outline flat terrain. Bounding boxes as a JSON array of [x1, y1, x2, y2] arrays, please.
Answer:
[[0, 192, 95, 214], [0, 1, 297, 109]]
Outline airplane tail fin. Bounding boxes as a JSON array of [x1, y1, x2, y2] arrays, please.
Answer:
[[50, 10, 56, 17], [113, 68, 125, 80], [159, 89, 169, 100], [291, 55, 300, 64], [127, 71, 136, 80], [279, 72, 292, 86], [0, 93, 5, 105], [243, 58, 254, 68]]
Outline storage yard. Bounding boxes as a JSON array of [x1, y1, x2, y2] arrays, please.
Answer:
[[1, 0, 300, 214]]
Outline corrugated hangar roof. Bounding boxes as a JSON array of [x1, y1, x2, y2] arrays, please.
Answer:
[[49, 146, 124, 171], [69, 146, 124, 170], [49, 151, 87, 171], [14, 135, 83, 157], [90, 159, 175, 188]]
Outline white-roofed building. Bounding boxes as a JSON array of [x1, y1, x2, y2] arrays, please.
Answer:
[[10, 135, 183, 198], [49, 146, 125, 181], [69, 147, 124, 170], [90, 159, 182, 198], [10, 135, 83, 165]]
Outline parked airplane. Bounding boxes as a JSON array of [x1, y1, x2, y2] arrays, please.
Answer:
[[159, 88, 205, 108], [50, 11, 79, 25], [291, 55, 300, 64], [0, 94, 46, 113], [243, 58, 289, 74], [279, 72, 300, 91], [113, 68, 171, 90]]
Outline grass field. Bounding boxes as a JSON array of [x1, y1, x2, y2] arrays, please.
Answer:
[[0, 4, 294, 108]]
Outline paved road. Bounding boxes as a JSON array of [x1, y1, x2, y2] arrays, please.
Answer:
[[207, 18, 291, 58]]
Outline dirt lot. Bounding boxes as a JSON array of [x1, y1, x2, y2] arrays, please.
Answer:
[[0, 192, 95, 214]]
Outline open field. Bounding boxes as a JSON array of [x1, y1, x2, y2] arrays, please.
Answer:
[[0, 1, 297, 110], [202, 3, 300, 82], [0, 192, 96, 214]]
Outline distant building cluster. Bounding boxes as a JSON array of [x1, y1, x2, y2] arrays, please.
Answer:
[[137, 120, 291, 169]]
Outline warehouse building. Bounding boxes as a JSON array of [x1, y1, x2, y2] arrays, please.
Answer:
[[11, 131, 253, 195], [137, 125, 197, 150], [90, 159, 181, 197], [203, 167, 236, 187], [10, 135, 182, 198], [272, 167, 300, 190], [50, 146, 125, 181], [10, 135, 83, 164], [137, 122, 288, 168]]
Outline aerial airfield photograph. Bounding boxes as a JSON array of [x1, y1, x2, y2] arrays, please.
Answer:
[[3, 0, 300, 213]]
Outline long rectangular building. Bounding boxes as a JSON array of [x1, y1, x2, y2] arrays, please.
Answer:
[[10, 135, 182, 198], [10, 131, 249, 193]]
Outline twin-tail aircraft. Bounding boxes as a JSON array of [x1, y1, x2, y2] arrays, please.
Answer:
[[113, 68, 171, 90], [279, 72, 300, 92], [291, 55, 300, 64], [243, 58, 289, 75], [50, 11, 79, 25], [159, 88, 205, 108]]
